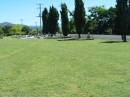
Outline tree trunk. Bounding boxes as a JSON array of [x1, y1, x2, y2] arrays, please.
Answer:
[[121, 34, 124, 41], [78, 33, 81, 38], [123, 34, 127, 42], [121, 34, 127, 42]]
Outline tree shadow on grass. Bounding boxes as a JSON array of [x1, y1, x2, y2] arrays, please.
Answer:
[[58, 38, 94, 42], [101, 41, 124, 44]]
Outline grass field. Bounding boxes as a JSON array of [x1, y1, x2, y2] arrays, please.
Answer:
[[0, 38, 130, 97]]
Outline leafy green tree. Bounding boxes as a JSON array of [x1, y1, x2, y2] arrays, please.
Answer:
[[88, 6, 116, 35], [84, 18, 98, 34], [11, 24, 23, 35], [74, 0, 86, 38], [115, 0, 128, 42], [2, 25, 12, 36], [60, 3, 69, 36], [0, 26, 3, 34], [48, 6, 59, 36], [107, 7, 117, 34], [69, 18, 76, 34], [42, 8, 49, 35], [29, 29, 38, 35], [0, 26, 4, 38], [21, 26, 31, 35]]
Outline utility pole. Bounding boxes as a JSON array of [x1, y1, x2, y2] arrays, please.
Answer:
[[37, 3, 43, 35], [20, 19, 23, 25], [61, 0, 64, 4], [35, 21, 38, 34]]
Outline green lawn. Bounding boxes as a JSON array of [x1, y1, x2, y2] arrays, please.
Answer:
[[0, 38, 130, 97]]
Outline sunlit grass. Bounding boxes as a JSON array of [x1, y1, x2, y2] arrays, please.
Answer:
[[0, 38, 130, 97]]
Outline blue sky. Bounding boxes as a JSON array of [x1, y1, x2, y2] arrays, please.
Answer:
[[0, 0, 116, 26]]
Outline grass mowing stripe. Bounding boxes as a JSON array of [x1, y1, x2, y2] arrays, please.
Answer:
[[0, 39, 130, 97], [0, 39, 39, 60]]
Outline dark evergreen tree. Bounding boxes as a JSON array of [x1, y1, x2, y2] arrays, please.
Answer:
[[60, 3, 69, 36], [127, 0, 130, 34], [128, 0, 130, 6], [74, 0, 86, 38], [115, 0, 128, 42], [48, 6, 59, 36], [42, 8, 49, 35]]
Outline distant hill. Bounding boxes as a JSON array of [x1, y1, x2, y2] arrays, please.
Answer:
[[30, 25, 40, 30], [0, 22, 39, 30], [0, 22, 13, 26]]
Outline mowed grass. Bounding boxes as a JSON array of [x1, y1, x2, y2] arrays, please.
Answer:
[[0, 38, 130, 97]]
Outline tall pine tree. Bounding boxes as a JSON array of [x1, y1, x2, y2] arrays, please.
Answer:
[[48, 6, 59, 36], [127, 0, 130, 34], [74, 0, 86, 38], [115, 0, 128, 42], [42, 8, 49, 35], [60, 3, 69, 37]]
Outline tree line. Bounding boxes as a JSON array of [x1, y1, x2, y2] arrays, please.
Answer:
[[0, 24, 38, 38], [42, 0, 86, 38], [0, 0, 130, 42], [42, 0, 130, 42]]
